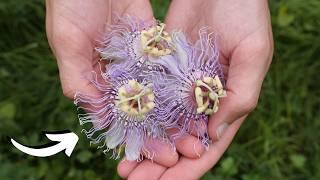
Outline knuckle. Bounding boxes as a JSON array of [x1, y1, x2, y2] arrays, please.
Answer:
[[253, 38, 269, 52], [250, 36, 273, 58], [234, 93, 258, 113], [51, 25, 85, 51], [62, 87, 75, 100], [242, 95, 258, 113]]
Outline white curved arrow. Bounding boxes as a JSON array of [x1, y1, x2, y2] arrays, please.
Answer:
[[11, 131, 79, 157]]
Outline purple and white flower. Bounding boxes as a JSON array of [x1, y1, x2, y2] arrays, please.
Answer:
[[97, 16, 175, 79], [74, 71, 171, 161], [148, 29, 227, 147]]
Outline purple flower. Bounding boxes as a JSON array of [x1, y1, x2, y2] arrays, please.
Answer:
[[74, 71, 171, 161], [97, 16, 175, 79], [148, 29, 226, 147]]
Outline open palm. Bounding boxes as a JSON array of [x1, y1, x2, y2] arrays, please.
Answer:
[[120, 0, 274, 179]]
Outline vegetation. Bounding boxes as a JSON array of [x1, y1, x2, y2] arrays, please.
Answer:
[[0, 0, 319, 179]]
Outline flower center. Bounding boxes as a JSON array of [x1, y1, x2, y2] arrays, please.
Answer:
[[194, 76, 226, 115], [141, 23, 172, 56], [116, 80, 155, 118]]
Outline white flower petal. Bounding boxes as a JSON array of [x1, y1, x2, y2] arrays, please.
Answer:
[[105, 121, 126, 149], [172, 31, 190, 69], [125, 128, 143, 161]]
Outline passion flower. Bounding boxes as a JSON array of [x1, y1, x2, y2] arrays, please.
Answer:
[[74, 71, 170, 161], [97, 16, 175, 79], [149, 29, 226, 147]]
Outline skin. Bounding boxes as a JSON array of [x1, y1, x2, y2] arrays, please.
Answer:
[[46, 0, 273, 179]]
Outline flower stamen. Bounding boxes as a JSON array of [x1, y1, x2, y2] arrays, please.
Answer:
[[116, 80, 155, 118], [141, 23, 172, 56], [194, 76, 226, 115]]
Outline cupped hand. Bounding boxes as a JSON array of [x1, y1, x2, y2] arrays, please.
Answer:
[[120, 0, 274, 179]]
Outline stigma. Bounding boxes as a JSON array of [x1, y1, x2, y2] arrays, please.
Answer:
[[116, 80, 155, 118], [194, 76, 226, 115], [141, 23, 172, 56]]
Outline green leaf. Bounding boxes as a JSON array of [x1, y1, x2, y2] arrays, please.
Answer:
[[76, 151, 93, 163], [37, 161, 49, 178], [277, 5, 295, 27], [84, 170, 98, 179], [290, 154, 306, 169], [0, 101, 16, 120], [220, 157, 238, 176], [202, 172, 215, 180], [241, 174, 262, 180]]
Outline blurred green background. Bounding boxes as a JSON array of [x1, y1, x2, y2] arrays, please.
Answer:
[[0, 0, 319, 179]]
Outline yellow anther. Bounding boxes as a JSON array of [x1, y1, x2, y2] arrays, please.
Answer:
[[213, 100, 219, 112], [130, 108, 139, 115], [195, 87, 204, 107], [195, 80, 203, 86], [218, 89, 227, 97], [214, 76, 223, 89], [140, 107, 149, 114], [164, 49, 171, 54], [203, 77, 214, 86], [197, 106, 206, 114], [209, 91, 218, 101], [205, 109, 213, 115], [118, 87, 127, 98], [116, 80, 155, 118], [194, 76, 226, 115], [150, 48, 160, 55], [120, 104, 130, 113], [146, 102, 155, 110], [147, 92, 155, 102], [140, 23, 172, 56], [196, 100, 209, 114], [128, 80, 141, 91]]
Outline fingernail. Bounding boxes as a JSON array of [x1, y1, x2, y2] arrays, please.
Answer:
[[216, 122, 229, 140]]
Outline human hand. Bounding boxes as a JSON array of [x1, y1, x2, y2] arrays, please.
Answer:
[[118, 0, 274, 179], [46, 0, 182, 172]]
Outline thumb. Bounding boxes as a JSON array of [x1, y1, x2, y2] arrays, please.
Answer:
[[209, 36, 273, 141]]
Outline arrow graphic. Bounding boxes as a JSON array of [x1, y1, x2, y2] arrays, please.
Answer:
[[10, 130, 79, 157]]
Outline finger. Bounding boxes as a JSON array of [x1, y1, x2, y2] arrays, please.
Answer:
[[208, 91, 251, 141], [117, 138, 179, 179], [112, 0, 154, 22], [117, 138, 178, 178], [175, 134, 205, 158], [188, 119, 207, 138], [164, 0, 205, 42], [168, 129, 205, 158], [117, 158, 139, 179], [143, 138, 179, 167], [128, 160, 166, 180], [209, 37, 272, 141], [160, 117, 245, 180]]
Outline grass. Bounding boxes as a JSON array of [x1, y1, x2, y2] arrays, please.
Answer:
[[0, 0, 319, 179]]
